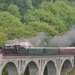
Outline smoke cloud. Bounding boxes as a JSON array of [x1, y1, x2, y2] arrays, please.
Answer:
[[4, 28, 75, 47], [49, 28, 75, 47], [5, 32, 47, 47]]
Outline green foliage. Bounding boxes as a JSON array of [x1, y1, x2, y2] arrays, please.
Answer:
[[24, 1, 75, 34], [0, 32, 7, 46], [2, 66, 8, 75], [24, 9, 40, 23], [32, 0, 43, 8], [67, 67, 75, 75], [13, 0, 29, 15], [7, 4, 22, 19], [0, 11, 38, 42], [25, 0, 34, 9], [0, 12, 22, 39], [1, 3, 8, 11], [0, 0, 75, 44], [0, 11, 22, 27], [0, 0, 5, 3], [28, 22, 59, 36]]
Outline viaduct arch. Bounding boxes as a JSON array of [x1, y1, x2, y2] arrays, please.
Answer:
[[43, 61, 56, 75], [1, 60, 18, 75], [24, 61, 39, 75], [60, 59, 73, 75]]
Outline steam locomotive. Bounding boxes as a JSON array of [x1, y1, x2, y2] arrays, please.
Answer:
[[0, 45, 75, 55]]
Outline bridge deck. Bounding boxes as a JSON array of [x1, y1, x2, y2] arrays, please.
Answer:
[[2, 54, 74, 59]]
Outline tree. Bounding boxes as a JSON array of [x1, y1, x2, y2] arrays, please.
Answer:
[[0, 32, 7, 46], [24, 9, 40, 23], [7, 4, 22, 19], [1, 3, 8, 11], [0, 11, 23, 40], [0, 0, 5, 3], [28, 22, 59, 36], [32, 0, 43, 8], [2, 66, 8, 75]]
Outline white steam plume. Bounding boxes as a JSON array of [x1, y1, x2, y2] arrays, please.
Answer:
[[4, 28, 75, 47]]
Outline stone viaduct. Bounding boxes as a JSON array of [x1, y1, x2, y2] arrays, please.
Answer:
[[0, 54, 74, 75]]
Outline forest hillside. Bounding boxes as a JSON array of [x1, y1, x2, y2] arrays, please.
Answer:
[[0, 0, 75, 46]]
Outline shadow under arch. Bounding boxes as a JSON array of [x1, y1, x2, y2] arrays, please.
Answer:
[[60, 60, 72, 75], [43, 61, 56, 75], [24, 61, 39, 75], [2, 62, 18, 75]]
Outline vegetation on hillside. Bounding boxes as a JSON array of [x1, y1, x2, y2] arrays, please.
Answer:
[[2, 67, 8, 75], [0, 0, 75, 46], [67, 67, 75, 75]]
